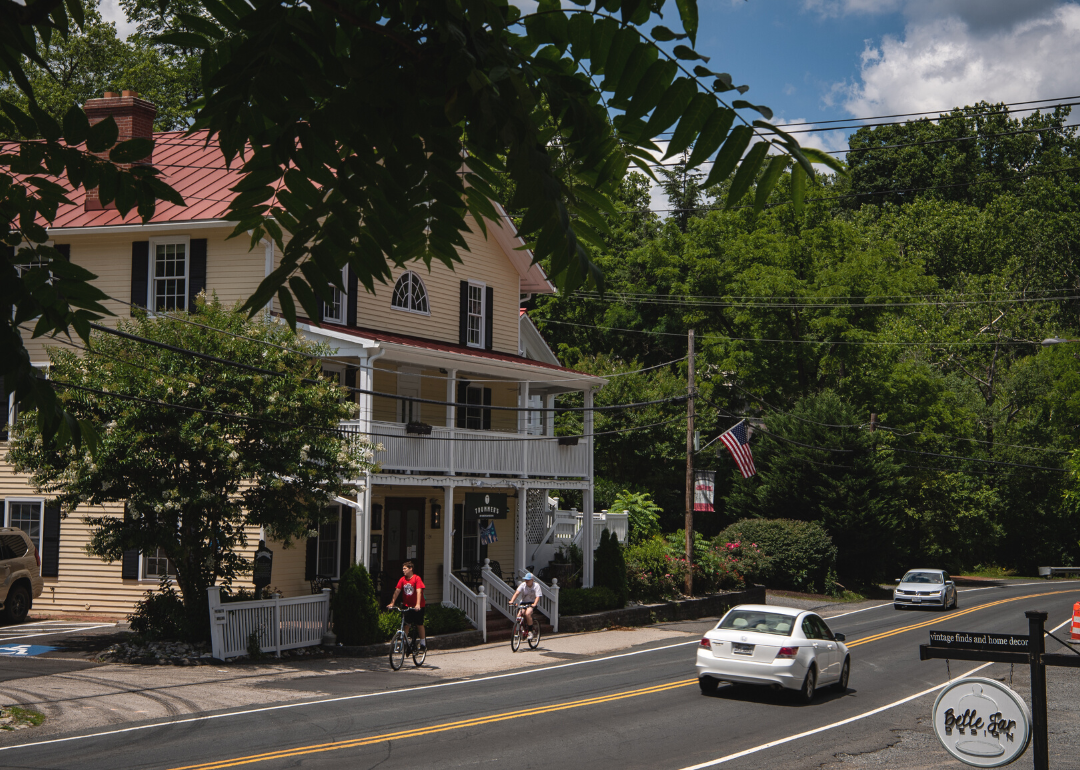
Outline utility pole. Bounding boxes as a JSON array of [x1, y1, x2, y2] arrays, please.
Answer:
[[685, 329, 695, 596], [869, 413, 878, 433]]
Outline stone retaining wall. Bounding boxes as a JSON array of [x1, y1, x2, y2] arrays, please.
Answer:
[[557, 585, 766, 634]]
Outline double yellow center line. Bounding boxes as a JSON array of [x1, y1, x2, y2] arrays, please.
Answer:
[[167, 679, 697, 770], [847, 588, 1076, 647], [166, 587, 1076, 770]]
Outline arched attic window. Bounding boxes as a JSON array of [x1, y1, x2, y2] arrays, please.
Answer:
[[391, 271, 430, 314]]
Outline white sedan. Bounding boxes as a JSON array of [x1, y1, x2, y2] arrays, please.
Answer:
[[696, 604, 850, 703]]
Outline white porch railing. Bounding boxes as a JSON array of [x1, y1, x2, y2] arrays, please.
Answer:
[[529, 509, 629, 570], [486, 560, 561, 634], [444, 573, 488, 643], [207, 587, 330, 661], [340, 420, 589, 479]]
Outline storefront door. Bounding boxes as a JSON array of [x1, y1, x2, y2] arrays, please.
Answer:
[[384, 497, 426, 583]]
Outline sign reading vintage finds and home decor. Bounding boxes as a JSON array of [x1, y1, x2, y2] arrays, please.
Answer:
[[464, 493, 508, 520], [928, 630, 1029, 651], [931, 677, 1031, 767]]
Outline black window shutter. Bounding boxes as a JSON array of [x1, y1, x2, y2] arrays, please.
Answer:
[[485, 287, 494, 350], [482, 387, 492, 430], [339, 506, 352, 577], [54, 244, 70, 261], [456, 382, 468, 428], [344, 367, 356, 394], [459, 280, 469, 346], [0, 377, 7, 442], [188, 238, 207, 311], [131, 241, 150, 312], [305, 527, 318, 580], [346, 266, 358, 327], [121, 549, 140, 580], [41, 504, 61, 577]]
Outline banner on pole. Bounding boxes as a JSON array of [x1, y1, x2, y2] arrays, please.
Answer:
[[694, 470, 715, 512]]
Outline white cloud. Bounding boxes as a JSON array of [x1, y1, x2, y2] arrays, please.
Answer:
[[839, 3, 1080, 116], [97, 0, 138, 39]]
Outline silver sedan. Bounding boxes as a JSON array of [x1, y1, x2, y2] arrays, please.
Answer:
[[696, 604, 850, 703], [893, 569, 958, 610]]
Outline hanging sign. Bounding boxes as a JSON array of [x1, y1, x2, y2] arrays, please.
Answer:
[[693, 470, 715, 512], [929, 630, 1029, 651], [931, 677, 1031, 767], [465, 493, 508, 520], [253, 542, 273, 590]]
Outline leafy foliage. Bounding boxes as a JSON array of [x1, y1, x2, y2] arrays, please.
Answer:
[[611, 489, 662, 544], [128, 577, 189, 640], [333, 564, 382, 646], [715, 519, 837, 595], [8, 298, 374, 639], [593, 528, 627, 608], [557, 586, 621, 616]]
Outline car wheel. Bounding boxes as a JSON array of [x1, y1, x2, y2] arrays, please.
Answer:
[[833, 657, 850, 693], [893, 603, 903, 610], [952, 592, 959, 610], [699, 676, 719, 695], [4, 585, 30, 625], [798, 666, 817, 704]]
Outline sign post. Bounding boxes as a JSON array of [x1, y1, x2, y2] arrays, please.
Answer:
[[921, 611, 1080, 769]]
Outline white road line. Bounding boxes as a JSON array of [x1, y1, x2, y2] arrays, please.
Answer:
[[676, 662, 995, 769], [0, 625, 114, 643]]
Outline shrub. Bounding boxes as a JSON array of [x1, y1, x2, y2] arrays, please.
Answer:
[[558, 586, 621, 615], [593, 529, 628, 607], [377, 611, 399, 641], [128, 578, 189, 640], [625, 536, 686, 602], [611, 490, 662, 544], [333, 564, 381, 645], [424, 604, 471, 635], [715, 518, 838, 594]]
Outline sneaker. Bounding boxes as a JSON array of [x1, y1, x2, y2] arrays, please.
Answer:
[[419, 641, 427, 649], [527, 631, 535, 641]]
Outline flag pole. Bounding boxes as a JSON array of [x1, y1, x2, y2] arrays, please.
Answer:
[[685, 328, 695, 597]]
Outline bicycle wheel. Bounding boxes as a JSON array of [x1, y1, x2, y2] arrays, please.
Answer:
[[510, 616, 523, 652], [411, 630, 427, 666], [528, 616, 541, 649], [389, 630, 406, 670]]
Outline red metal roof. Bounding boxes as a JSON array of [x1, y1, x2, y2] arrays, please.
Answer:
[[12, 130, 249, 229], [308, 317, 598, 379]]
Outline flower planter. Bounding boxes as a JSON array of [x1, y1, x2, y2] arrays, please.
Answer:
[[405, 422, 433, 435], [557, 436, 579, 446]]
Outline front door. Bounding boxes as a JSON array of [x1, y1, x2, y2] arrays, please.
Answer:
[[384, 497, 426, 586]]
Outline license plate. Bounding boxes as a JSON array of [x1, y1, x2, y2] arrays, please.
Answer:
[[913, 597, 921, 603], [732, 643, 754, 656]]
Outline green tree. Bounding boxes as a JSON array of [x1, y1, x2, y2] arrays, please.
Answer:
[[612, 489, 662, 544], [7, 297, 374, 639]]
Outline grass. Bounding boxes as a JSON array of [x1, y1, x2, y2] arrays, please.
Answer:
[[0, 706, 45, 730]]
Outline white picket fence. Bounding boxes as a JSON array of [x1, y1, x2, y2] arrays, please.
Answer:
[[207, 586, 331, 660]]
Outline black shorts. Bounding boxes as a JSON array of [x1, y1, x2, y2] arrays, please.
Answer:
[[404, 607, 425, 626]]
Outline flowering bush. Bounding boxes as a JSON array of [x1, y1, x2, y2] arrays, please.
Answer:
[[625, 533, 766, 602]]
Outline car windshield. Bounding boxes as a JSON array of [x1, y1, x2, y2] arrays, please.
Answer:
[[718, 610, 797, 636], [902, 571, 943, 584]]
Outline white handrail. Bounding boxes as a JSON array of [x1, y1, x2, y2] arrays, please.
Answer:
[[481, 562, 516, 623], [444, 573, 488, 643]]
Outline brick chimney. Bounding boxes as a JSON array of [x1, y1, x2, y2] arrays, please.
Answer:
[[84, 90, 157, 211]]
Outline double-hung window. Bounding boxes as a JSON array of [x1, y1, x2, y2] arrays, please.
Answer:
[[467, 282, 485, 348], [149, 237, 189, 312], [143, 547, 176, 580], [323, 267, 348, 324], [4, 499, 43, 553]]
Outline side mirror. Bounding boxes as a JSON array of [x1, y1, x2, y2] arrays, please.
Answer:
[[834, 633, 846, 642], [894, 578, 901, 583], [946, 581, 954, 586]]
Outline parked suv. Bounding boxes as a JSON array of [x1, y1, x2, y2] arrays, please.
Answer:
[[0, 528, 44, 624]]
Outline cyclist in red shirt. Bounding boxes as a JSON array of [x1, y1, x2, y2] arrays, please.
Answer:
[[388, 561, 426, 649]]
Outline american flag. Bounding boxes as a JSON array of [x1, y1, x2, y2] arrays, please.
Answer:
[[719, 420, 757, 478]]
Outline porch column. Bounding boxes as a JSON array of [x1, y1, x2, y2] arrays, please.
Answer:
[[446, 369, 457, 476], [443, 484, 454, 595], [516, 487, 527, 577], [545, 394, 555, 436], [518, 380, 530, 478], [360, 477, 373, 569], [582, 386, 595, 587]]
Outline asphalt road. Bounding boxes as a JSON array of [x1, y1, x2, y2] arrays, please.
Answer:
[[2, 581, 1077, 770]]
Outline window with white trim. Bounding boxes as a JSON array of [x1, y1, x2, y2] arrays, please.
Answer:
[[526, 394, 544, 435], [4, 499, 43, 552], [323, 267, 347, 324], [143, 547, 176, 580], [391, 272, 429, 314], [467, 282, 485, 348], [149, 237, 189, 312]]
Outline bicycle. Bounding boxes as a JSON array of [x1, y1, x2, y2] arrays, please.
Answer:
[[510, 602, 541, 652], [388, 606, 427, 670]]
